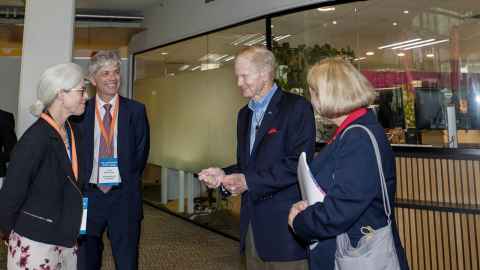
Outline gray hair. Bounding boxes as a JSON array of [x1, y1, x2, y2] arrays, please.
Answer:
[[88, 50, 121, 79], [30, 63, 84, 116], [236, 45, 276, 80]]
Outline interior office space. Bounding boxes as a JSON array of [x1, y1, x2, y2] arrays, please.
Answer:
[[1, 0, 480, 269]]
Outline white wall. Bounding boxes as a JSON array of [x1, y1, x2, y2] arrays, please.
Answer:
[[129, 0, 332, 53], [0, 57, 21, 123]]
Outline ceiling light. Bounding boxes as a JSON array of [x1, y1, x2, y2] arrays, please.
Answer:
[[366, 51, 375, 56], [402, 39, 449, 50], [403, 10, 409, 14], [271, 24, 274, 28], [160, 52, 168, 55], [397, 52, 406, 57], [201, 63, 220, 71], [426, 53, 434, 58], [223, 56, 235, 62], [231, 33, 261, 46], [317, 7, 336, 12], [392, 22, 398, 26], [245, 35, 266, 46], [178, 65, 190, 71], [378, 38, 421, 49], [332, 20, 337, 25], [354, 57, 366, 61], [191, 65, 201, 71], [391, 39, 436, 50], [273, 34, 292, 42], [214, 54, 229, 62]]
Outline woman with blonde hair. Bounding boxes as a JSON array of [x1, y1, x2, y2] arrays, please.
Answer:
[[288, 57, 409, 270], [0, 63, 87, 269]]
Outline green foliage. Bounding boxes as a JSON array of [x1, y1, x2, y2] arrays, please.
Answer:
[[273, 41, 355, 141], [273, 41, 355, 96]]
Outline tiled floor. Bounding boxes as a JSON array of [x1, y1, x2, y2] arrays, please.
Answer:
[[0, 204, 244, 270]]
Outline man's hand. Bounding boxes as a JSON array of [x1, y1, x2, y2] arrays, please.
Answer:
[[288, 200, 308, 229], [222, 173, 248, 195], [198, 167, 225, 189]]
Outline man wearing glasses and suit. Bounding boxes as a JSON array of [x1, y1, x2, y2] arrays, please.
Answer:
[[76, 50, 150, 270]]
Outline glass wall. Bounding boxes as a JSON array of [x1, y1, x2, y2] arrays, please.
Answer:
[[133, 0, 480, 239], [271, 0, 480, 147]]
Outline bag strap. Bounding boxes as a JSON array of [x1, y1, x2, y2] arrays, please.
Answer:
[[340, 124, 391, 223]]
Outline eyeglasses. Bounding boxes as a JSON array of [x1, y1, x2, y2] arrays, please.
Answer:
[[68, 86, 87, 96]]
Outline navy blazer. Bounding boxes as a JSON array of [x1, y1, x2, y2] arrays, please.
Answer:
[[292, 111, 409, 270], [0, 119, 83, 247], [76, 96, 150, 220], [225, 88, 316, 261], [0, 109, 16, 177]]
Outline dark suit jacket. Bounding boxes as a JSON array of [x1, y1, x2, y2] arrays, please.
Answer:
[[0, 109, 17, 177], [225, 88, 316, 261], [0, 119, 83, 247], [292, 111, 409, 270], [76, 96, 150, 220]]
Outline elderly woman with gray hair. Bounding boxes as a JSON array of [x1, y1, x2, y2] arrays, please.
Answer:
[[0, 62, 87, 270]]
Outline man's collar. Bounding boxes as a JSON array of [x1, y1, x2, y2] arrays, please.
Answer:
[[248, 83, 278, 111], [96, 94, 118, 108]]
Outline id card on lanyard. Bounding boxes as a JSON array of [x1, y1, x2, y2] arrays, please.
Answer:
[[80, 198, 88, 235], [95, 97, 121, 187]]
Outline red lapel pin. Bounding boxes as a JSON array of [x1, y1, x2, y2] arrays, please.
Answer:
[[267, 128, 278, 135]]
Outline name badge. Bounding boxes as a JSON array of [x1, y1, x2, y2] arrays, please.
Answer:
[[98, 157, 121, 186], [80, 197, 88, 235]]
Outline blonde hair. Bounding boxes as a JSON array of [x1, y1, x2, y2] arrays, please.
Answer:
[[88, 50, 120, 79], [307, 57, 376, 118], [30, 63, 84, 116], [236, 45, 276, 80]]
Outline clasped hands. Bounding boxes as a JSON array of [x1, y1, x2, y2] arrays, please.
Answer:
[[198, 167, 248, 195]]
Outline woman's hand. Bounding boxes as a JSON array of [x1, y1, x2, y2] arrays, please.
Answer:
[[288, 200, 308, 229]]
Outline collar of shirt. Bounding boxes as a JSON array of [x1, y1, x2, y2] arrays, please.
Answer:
[[96, 94, 118, 114], [248, 83, 278, 114], [327, 107, 368, 144]]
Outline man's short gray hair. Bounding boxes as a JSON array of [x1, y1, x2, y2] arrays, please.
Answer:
[[88, 50, 121, 79], [30, 63, 84, 116], [236, 45, 276, 80]]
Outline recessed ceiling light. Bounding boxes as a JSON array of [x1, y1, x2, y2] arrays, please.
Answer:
[[378, 38, 422, 50], [392, 22, 398, 26], [271, 24, 274, 28], [332, 20, 337, 25], [160, 52, 168, 55], [426, 53, 434, 58], [354, 57, 366, 61], [366, 51, 375, 56], [403, 10, 409, 14], [397, 52, 406, 57], [317, 7, 336, 12]]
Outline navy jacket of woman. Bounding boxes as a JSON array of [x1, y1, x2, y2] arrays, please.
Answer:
[[0, 118, 84, 247], [292, 110, 409, 270]]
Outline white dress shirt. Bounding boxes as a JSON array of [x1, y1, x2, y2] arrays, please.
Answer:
[[89, 94, 122, 184]]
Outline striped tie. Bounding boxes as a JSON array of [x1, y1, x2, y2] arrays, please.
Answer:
[[98, 103, 113, 193]]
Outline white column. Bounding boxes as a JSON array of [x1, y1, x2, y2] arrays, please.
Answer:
[[178, 170, 185, 213], [186, 173, 194, 214], [161, 167, 168, 204], [17, 0, 76, 136]]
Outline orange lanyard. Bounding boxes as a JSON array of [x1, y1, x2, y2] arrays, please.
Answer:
[[40, 113, 78, 181], [95, 97, 119, 149]]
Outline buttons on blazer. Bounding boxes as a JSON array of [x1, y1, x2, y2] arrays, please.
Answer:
[[259, 193, 274, 201]]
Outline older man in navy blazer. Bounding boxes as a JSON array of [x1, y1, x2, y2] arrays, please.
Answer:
[[199, 46, 316, 270], [77, 50, 149, 270]]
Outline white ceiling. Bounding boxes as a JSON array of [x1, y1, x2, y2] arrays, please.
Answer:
[[0, 0, 160, 12]]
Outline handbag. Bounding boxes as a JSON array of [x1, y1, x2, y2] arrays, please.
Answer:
[[335, 124, 401, 270]]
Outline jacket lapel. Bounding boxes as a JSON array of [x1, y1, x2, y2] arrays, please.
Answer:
[[250, 89, 283, 156], [45, 122, 81, 190], [238, 108, 252, 167], [84, 99, 95, 180], [117, 96, 129, 173]]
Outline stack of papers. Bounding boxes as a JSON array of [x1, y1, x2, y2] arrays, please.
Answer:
[[297, 152, 326, 205]]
